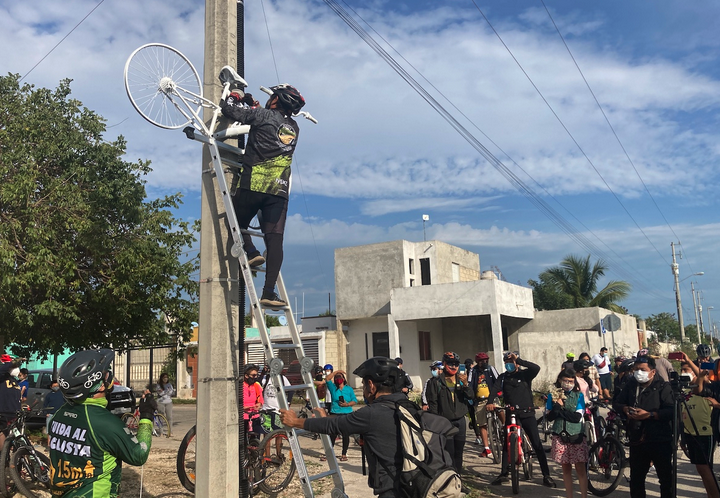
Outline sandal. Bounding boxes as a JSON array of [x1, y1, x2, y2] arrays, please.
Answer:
[[339, 455, 348, 461], [319, 456, 327, 462]]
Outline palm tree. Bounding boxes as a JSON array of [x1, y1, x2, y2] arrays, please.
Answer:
[[539, 255, 631, 313]]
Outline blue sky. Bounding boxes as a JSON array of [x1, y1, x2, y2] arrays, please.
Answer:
[[2, 0, 719, 329]]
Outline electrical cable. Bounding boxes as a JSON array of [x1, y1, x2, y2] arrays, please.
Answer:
[[259, 0, 281, 83], [338, 0, 670, 301], [324, 0, 669, 301], [20, 0, 106, 82], [539, 0, 698, 278]]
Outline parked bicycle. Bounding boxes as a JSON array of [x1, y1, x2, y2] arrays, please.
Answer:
[[486, 400, 504, 464], [121, 406, 170, 438], [177, 409, 295, 495], [0, 405, 52, 498], [585, 401, 627, 496]]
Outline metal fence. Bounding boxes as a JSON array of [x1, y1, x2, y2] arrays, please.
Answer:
[[114, 345, 176, 394]]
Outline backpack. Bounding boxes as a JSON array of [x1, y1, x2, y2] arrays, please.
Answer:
[[377, 398, 463, 498]]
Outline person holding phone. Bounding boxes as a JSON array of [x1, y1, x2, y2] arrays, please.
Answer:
[[325, 371, 357, 461], [425, 351, 474, 473]]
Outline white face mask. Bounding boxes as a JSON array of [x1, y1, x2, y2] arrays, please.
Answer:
[[325, 370, 333, 376], [10, 368, 19, 378], [634, 370, 650, 384], [561, 381, 575, 391], [680, 373, 694, 383]]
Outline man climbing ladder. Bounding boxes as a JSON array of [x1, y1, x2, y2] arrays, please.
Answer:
[[221, 84, 306, 307]]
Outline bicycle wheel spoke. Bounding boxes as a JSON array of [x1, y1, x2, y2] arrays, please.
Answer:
[[258, 430, 296, 494]]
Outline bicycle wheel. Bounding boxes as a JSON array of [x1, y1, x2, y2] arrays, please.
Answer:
[[510, 432, 519, 494], [124, 43, 202, 129], [153, 412, 170, 437], [487, 415, 501, 464], [522, 433, 534, 480], [596, 414, 607, 439], [0, 438, 17, 498], [9, 448, 51, 498], [121, 413, 139, 435], [587, 437, 625, 496], [177, 425, 196, 492], [258, 430, 296, 494]]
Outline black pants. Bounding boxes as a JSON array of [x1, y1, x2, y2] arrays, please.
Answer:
[[445, 418, 467, 473], [232, 189, 288, 294], [331, 413, 350, 455], [628, 441, 673, 498], [500, 415, 550, 477]]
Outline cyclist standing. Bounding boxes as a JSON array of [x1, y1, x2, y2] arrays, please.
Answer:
[[49, 349, 156, 497], [0, 354, 23, 450], [221, 85, 305, 307], [489, 352, 556, 488], [469, 352, 499, 457]]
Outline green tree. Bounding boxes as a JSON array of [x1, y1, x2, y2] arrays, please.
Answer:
[[244, 313, 281, 327], [645, 312, 680, 342], [0, 75, 198, 357], [528, 277, 573, 311], [538, 255, 631, 313]]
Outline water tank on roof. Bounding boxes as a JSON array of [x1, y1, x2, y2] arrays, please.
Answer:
[[481, 270, 497, 280]]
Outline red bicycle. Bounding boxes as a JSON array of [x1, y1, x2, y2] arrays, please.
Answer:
[[498, 408, 534, 495]]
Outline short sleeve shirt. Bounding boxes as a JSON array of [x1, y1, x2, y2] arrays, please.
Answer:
[[591, 354, 611, 375]]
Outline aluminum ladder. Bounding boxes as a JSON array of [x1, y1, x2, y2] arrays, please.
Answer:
[[182, 70, 347, 498]]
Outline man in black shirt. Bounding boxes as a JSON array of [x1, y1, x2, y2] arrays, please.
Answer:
[[613, 355, 674, 498], [221, 85, 305, 307], [394, 357, 414, 395], [488, 352, 555, 488]]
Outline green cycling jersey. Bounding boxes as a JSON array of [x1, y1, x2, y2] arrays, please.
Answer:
[[48, 397, 152, 497]]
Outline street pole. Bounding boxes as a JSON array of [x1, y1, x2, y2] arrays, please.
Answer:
[[196, 1, 240, 496], [692, 282, 702, 344], [708, 306, 715, 343], [671, 242, 685, 343]]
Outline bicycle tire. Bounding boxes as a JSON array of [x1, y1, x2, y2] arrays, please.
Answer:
[[596, 414, 607, 439], [258, 430, 296, 494], [487, 415, 501, 464], [123, 43, 202, 129], [153, 412, 170, 437], [522, 433, 534, 480], [9, 447, 51, 498], [121, 413, 139, 435], [510, 432, 519, 494], [177, 425, 197, 492], [587, 437, 625, 496], [0, 437, 18, 498]]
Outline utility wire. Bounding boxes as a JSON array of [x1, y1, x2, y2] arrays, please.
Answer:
[[20, 0, 106, 82], [326, 0, 669, 301], [539, 0, 697, 277], [338, 0, 669, 301], [469, 0, 670, 268], [259, 0, 281, 83]]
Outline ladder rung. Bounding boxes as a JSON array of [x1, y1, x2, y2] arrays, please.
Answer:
[[308, 469, 341, 482], [270, 343, 301, 350], [240, 228, 264, 238], [285, 383, 313, 391]]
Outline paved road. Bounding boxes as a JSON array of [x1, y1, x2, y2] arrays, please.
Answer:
[[165, 405, 711, 497]]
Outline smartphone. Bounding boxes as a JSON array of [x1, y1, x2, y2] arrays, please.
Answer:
[[701, 362, 716, 370], [668, 352, 684, 360], [338, 396, 345, 403], [458, 364, 466, 374]]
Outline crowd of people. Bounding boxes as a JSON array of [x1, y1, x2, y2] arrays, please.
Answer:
[[277, 344, 720, 498]]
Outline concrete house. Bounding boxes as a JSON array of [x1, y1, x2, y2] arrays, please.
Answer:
[[335, 239, 640, 390], [335, 240, 534, 389]]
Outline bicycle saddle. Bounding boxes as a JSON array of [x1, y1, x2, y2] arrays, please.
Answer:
[[219, 65, 248, 90]]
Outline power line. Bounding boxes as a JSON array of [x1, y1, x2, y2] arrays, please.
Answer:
[[468, 0, 670, 267], [324, 0, 670, 301], [259, 0, 281, 83], [20, 0, 106, 82]]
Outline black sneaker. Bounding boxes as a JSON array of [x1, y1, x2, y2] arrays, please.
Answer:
[[543, 475, 556, 488], [247, 252, 265, 268], [260, 291, 286, 307], [491, 474, 508, 485]]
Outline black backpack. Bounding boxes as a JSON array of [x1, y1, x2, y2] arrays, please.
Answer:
[[375, 398, 463, 498]]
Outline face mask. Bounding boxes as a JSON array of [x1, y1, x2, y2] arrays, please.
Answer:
[[505, 363, 516, 373], [334, 378, 344, 387], [245, 375, 258, 385], [445, 365, 458, 375], [561, 381, 575, 391], [325, 370, 333, 376], [51, 386, 60, 392], [431, 370, 439, 378], [679, 373, 694, 383], [634, 370, 650, 384], [10, 368, 19, 378], [478, 362, 488, 369]]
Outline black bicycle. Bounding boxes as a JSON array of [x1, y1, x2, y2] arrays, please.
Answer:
[[586, 401, 627, 496], [0, 406, 52, 498]]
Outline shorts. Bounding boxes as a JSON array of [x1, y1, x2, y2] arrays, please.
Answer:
[[233, 189, 288, 235], [682, 433, 713, 465], [599, 373, 612, 391], [474, 399, 489, 427]]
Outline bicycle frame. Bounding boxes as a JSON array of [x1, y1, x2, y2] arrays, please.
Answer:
[[505, 413, 524, 465]]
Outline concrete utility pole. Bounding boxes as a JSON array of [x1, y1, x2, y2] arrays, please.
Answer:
[[671, 242, 685, 343], [196, 1, 240, 496], [692, 282, 702, 344]]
